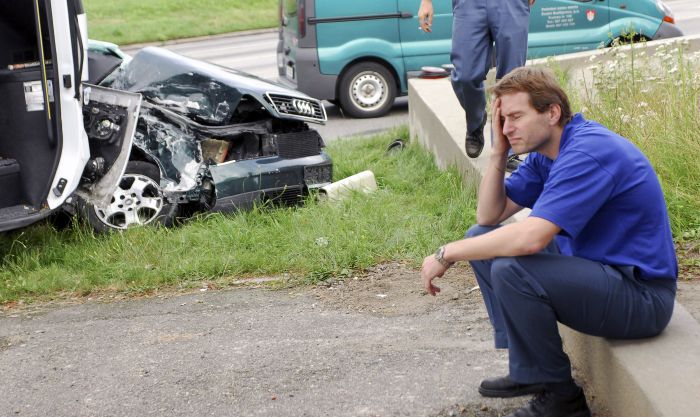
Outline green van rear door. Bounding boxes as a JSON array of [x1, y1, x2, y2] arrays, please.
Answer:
[[528, 0, 611, 58], [397, 0, 452, 77], [315, 0, 402, 77]]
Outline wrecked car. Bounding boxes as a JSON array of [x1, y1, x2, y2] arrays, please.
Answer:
[[82, 44, 333, 232], [0, 1, 141, 233]]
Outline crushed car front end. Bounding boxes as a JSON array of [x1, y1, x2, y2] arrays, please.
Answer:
[[93, 46, 332, 229]]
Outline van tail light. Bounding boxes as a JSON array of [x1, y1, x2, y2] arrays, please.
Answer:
[[655, 0, 675, 24], [298, 0, 306, 38]]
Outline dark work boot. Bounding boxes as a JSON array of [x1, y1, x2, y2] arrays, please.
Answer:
[[465, 114, 486, 158], [505, 388, 591, 417], [479, 375, 545, 398]]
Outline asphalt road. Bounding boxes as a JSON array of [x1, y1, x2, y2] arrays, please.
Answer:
[[0, 266, 531, 417], [668, 0, 700, 35]]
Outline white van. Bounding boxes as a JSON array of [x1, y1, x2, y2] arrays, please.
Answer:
[[0, 1, 140, 232]]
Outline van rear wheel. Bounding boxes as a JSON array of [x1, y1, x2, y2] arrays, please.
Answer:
[[338, 62, 397, 118]]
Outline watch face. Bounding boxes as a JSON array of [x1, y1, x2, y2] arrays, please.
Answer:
[[435, 246, 444, 259], [435, 246, 446, 262]]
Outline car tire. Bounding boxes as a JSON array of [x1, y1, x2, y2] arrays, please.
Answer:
[[84, 161, 179, 232], [338, 62, 397, 118]]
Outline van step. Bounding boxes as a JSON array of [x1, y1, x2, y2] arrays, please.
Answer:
[[0, 158, 20, 176], [0, 204, 38, 222]]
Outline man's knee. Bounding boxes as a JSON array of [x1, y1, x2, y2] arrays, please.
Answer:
[[465, 224, 500, 239], [491, 256, 547, 300], [490, 257, 527, 296], [452, 70, 485, 89]]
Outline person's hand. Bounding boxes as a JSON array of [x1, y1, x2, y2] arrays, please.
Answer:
[[418, 0, 434, 33], [491, 98, 511, 157], [529, 0, 536, 6], [420, 254, 448, 296]]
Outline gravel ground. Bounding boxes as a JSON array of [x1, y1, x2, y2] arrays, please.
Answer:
[[1, 259, 696, 417], [0, 263, 615, 417]]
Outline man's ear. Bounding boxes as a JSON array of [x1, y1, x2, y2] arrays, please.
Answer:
[[549, 104, 562, 126]]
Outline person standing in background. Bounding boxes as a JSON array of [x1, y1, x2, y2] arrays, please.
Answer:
[[418, 0, 534, 170]]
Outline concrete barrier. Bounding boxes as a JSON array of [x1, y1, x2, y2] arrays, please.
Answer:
[[408, 35, 700, 417]]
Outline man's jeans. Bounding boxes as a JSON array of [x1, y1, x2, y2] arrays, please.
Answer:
[[466, 224, 677, 383]]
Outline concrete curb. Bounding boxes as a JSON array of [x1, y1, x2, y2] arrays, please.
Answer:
[[408, 36, 700, 417]]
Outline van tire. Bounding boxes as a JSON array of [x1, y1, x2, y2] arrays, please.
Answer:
[[83, 161, 179, 232], [338, 62, 397, 118]]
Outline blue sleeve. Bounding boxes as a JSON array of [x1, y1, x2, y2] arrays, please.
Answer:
[[505, 154, 545, 208], [530, 151, 615, 238]]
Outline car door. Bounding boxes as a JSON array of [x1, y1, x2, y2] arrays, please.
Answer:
[[528, 0, 612, 58], [397, 0, 453, 75], [44, 0, 92, 210]]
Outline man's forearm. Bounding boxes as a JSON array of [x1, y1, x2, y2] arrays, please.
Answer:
[[441, 217, 556, 263], [476, 152, 509, 225]]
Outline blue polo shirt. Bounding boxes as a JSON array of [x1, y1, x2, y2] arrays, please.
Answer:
[[505, 113, 677, 280]]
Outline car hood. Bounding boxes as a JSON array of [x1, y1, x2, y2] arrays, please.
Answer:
[[109, 46, 326, 125]]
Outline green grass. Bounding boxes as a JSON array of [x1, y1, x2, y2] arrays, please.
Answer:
[[84, 0, 278, 45], [0, 127, 477, 304], [562, 42, 700, 239]]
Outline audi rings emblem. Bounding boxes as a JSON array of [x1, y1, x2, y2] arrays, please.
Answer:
[[292, 99, 315, 116]]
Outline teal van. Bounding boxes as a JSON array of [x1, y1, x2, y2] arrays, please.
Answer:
[[277, 0, 682, 118]]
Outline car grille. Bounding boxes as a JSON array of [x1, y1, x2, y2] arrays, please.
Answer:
[[275, 130, 323, 159], [266, 93, 327, 123], [262, 186, 305, 206]]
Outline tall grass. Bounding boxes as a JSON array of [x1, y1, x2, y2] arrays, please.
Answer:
[[563, 41, 700, 238], [84, 0, 278, 45], [0, 128, 476, 303]]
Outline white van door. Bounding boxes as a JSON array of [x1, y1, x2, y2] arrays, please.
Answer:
[[45, 0, 91, 209]]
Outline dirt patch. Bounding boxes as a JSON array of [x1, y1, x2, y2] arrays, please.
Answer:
[[676, 240, 700, 322], [310, 262, 480, 317], [430, 403, 518, 417], [677, 240, 700, 282]]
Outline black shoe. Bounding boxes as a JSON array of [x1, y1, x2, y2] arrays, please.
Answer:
[[505, 388, 591, 417], [479, 375, 545, 398], [465, 115, 486, 158], [506, 154, 522, 173]]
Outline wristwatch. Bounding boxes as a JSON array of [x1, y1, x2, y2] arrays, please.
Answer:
[[434, 245, 454, 268]]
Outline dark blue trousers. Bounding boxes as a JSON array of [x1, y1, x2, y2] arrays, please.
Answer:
[[451, 0, 530, 134], [466, 225, 677, 384]]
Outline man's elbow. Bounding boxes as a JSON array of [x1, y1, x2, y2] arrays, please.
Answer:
[[476, 214, 499, 227], [520, 237, 549, 255], [517, 220, 558, 255], [476, 208, 502, 226]]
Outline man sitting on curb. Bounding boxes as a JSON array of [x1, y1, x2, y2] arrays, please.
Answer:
[[420, 67, 677, 417]]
